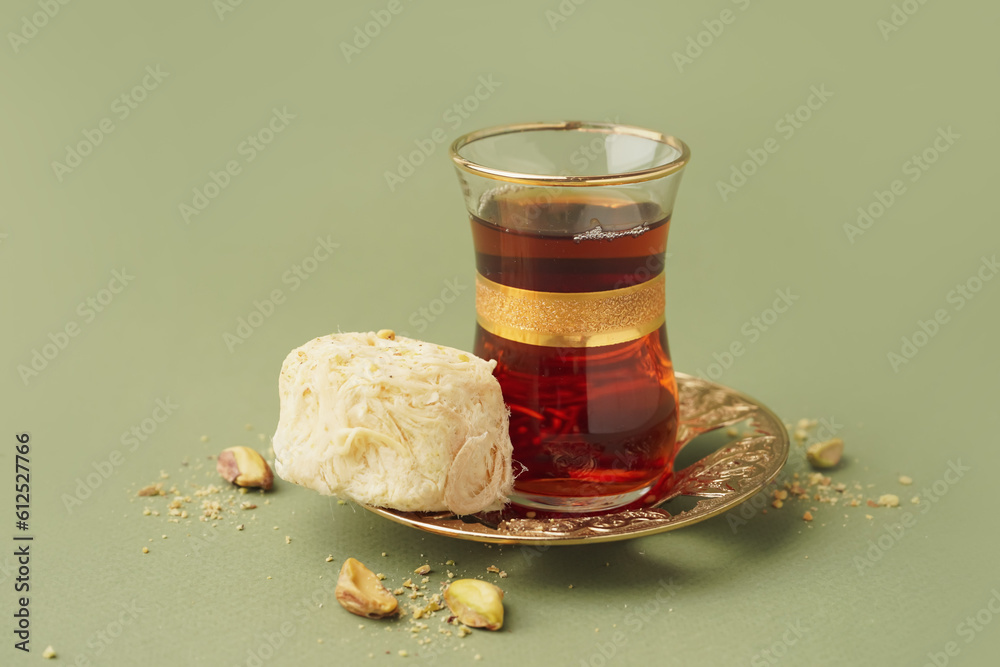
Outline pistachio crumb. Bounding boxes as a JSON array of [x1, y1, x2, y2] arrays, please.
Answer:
[[878, 494, 900, 508]]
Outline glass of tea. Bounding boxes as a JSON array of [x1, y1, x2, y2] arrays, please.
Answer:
[[450, 121, 690, 513]]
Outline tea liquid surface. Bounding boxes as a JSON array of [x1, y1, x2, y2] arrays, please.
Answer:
[[472, 192, 678, 508]]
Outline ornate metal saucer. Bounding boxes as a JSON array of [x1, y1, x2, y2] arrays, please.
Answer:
[[364, 373, 788, 545]]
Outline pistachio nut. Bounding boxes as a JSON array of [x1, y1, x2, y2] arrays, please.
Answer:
[[444, 579, 504, 631], [336, 558, 398, 619], [216, 446, 274, 490]]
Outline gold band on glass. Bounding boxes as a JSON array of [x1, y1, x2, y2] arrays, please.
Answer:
[[475, 273, 665, 348]]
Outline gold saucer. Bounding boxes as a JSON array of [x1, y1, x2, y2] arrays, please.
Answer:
[[363, 373, 788, 545]]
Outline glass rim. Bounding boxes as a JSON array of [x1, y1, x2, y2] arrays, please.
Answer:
[[449, 121, 690, 187]]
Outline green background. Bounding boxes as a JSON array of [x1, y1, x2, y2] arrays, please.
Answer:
[[2, 0, 998, 665]]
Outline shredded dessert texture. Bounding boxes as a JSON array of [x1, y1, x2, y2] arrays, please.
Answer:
[[272, 331, 514, 515]]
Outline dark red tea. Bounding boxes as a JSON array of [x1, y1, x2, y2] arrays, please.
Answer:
[[471, 191, 678, 509]]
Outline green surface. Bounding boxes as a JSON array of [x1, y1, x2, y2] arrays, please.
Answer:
[[2, 1, 999, 665]]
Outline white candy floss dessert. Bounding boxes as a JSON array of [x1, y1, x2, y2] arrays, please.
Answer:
[[272, 331, 513, 515]]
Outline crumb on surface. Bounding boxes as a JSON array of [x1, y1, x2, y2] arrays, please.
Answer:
[[878, 494, 900, 508], [898, 475, 913, 485], [42, 646, 56, 659]]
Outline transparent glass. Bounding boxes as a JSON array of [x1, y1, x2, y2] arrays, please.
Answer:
[[451, 121, 690, 513]]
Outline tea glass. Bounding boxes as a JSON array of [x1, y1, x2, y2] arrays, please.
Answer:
[[450, 121, 689, 513]]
